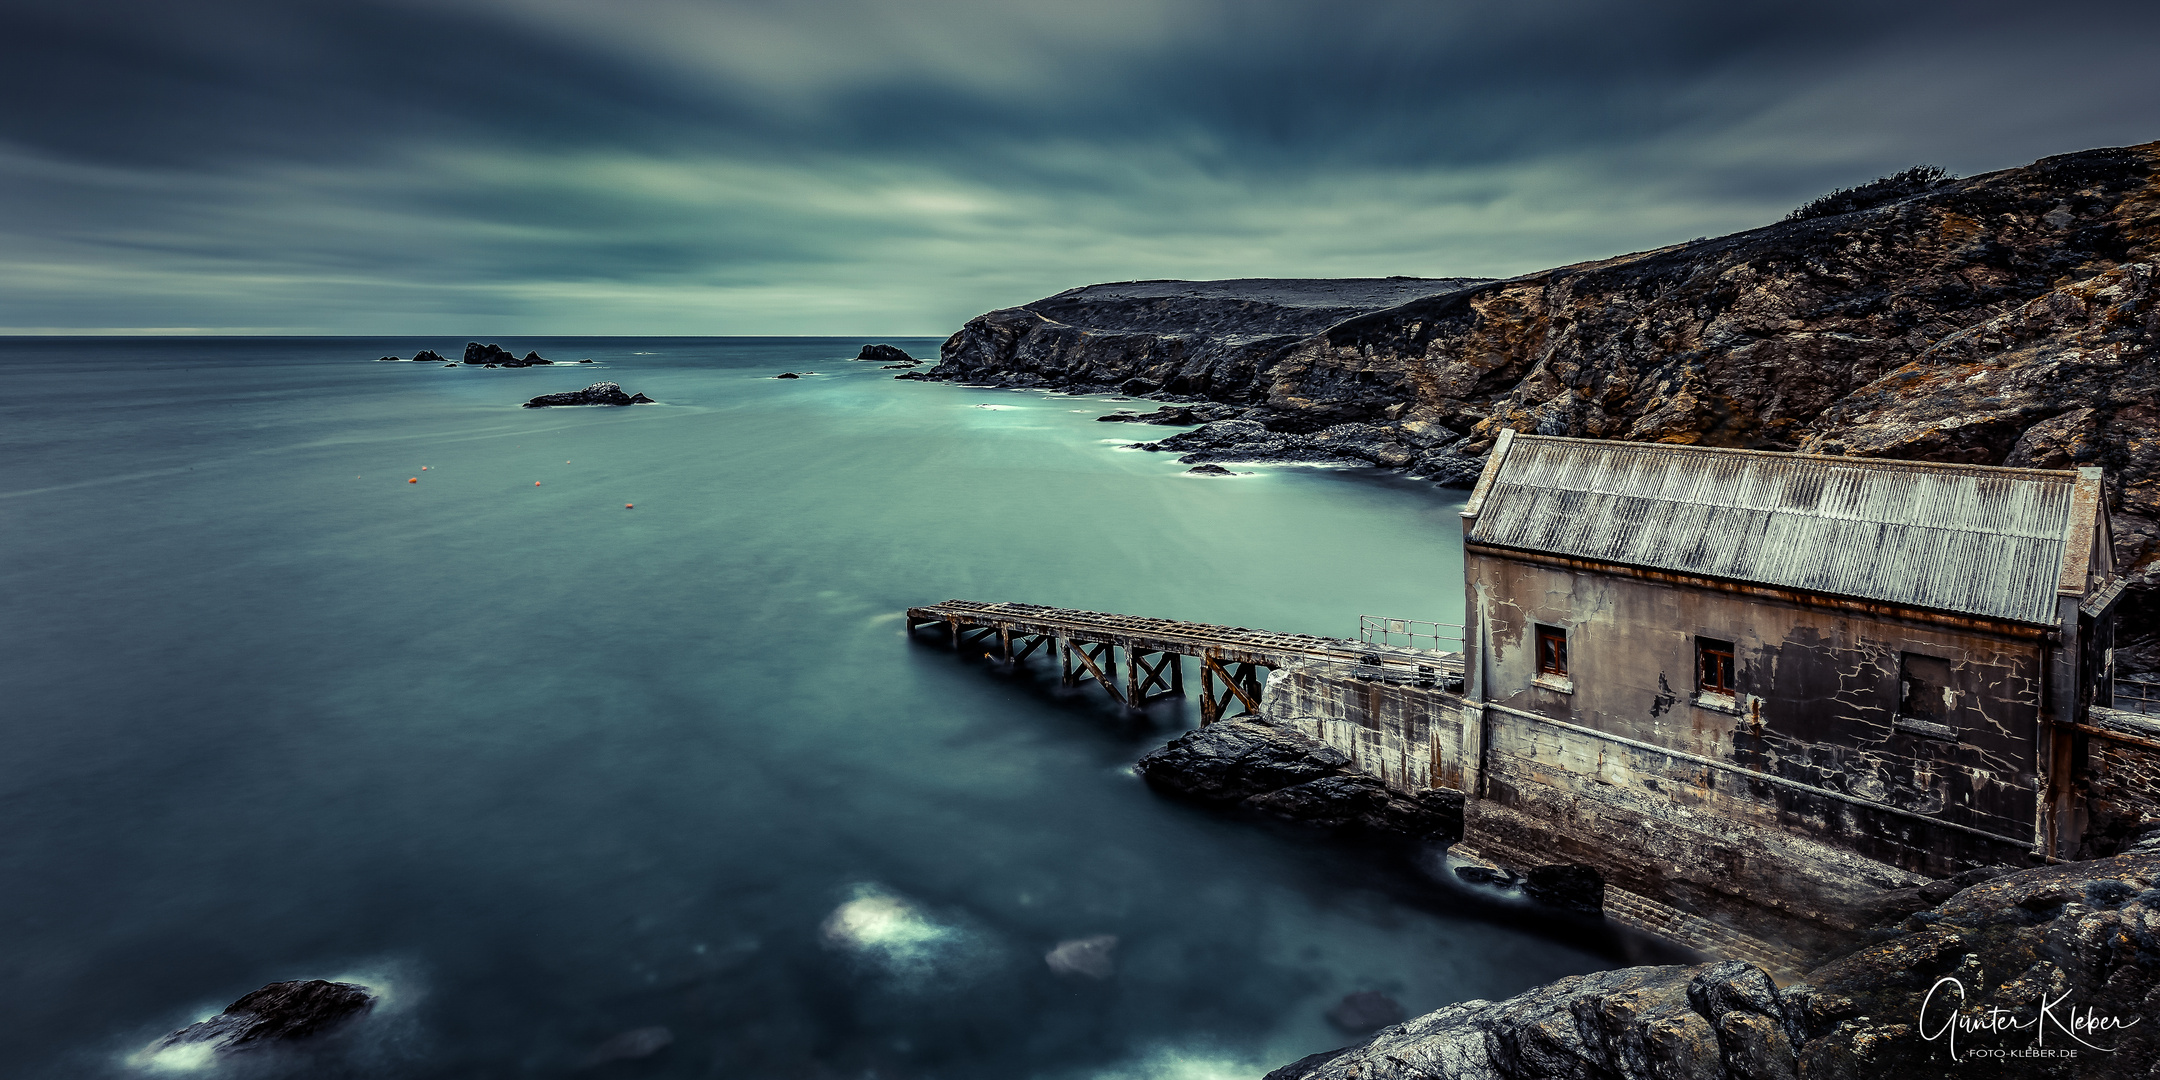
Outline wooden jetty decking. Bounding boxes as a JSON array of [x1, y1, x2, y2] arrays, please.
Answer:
[[905, 600, 1464, 724]]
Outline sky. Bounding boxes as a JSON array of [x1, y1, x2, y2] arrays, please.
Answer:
[[1, 0, 2156, 336]]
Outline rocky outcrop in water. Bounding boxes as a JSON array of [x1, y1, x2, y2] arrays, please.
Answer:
[[856, 344, 915, 363], [1268, 851, 2160, 1079], [142, 979, 374, 1060], [465, 342, 553, 366], [522, 382, 652, 407], [1136, 717, 1464, 843]]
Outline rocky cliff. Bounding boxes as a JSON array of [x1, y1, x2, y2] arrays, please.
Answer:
[[926, 277, 1489, 397], [922, 141, 2160, 667], [1268, 850, 2160, 1079]]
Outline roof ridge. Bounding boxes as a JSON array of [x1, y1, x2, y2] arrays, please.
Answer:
[[1510, 434, 2080, 482]]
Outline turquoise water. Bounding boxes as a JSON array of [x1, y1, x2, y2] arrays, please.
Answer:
[[0, 338, 1613, 1078]]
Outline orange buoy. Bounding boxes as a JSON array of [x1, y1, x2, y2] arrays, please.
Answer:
[[409, 477, 418, 483], [421, 466, 429, 470], [534, 481, 542, 485], [625, 503, 634, 509]]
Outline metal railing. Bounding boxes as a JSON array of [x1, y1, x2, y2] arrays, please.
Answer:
[[1359, 615, 1464, 654], [2118, 677, 2160, 717]]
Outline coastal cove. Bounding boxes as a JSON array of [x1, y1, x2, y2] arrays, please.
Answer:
[[0, 337, 1630, 1079]]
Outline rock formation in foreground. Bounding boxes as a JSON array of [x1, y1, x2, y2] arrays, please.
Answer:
[[1270, 850, 2160, 1079], [921, 141, 2160, 670], [140, 979, 374, 1061], [521, 382, 653, 407]]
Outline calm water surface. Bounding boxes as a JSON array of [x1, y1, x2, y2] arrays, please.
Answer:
[[0, 338, 1617, 1079]]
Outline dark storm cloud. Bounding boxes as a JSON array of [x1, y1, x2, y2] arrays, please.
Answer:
[[1, 0, 2155, 333]]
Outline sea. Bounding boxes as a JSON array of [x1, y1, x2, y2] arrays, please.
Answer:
[[0, 337, 1624, 1079]]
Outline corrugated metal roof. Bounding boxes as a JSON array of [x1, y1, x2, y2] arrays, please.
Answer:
[[1467, 436, 2081, 625]]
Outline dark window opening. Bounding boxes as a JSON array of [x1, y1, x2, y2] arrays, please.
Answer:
[[1899, 653, 1955, 736], [1698, 637, 1736, 695], [1536, 625, 1568, 676]]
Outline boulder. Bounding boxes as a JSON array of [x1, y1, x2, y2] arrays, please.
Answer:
[[856, 344, 915, 363], [1187, 464, 1235, 476], [775, 372, 801, 379], [1135, 718, 1463, 843], [142, 980, 374, 1060], [520, 350, 553, 365], [521, 383, 654, 408], [413, 349, 446, 363]]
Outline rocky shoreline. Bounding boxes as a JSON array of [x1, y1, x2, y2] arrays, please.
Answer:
[[1136, 714, 2160, 1078], [911, 141, 2160, 671], [1267, 849, 2160, 1079]]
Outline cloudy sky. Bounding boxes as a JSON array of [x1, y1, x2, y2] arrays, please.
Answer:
[[2, 0, 2155, 335]]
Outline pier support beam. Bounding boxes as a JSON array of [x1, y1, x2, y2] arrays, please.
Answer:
[[1199, 655, 1265, 724]]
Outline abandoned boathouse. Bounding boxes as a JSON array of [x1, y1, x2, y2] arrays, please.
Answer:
[[912, 431, 2145, 958]]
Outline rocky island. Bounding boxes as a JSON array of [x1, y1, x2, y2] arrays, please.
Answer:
[[521, 382, 652, 407], [913, 140, 2160, 672]]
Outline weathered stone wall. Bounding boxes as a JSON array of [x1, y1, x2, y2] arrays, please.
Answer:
[[1261, 665, 1463, 790], [2081, 705, 2160, 857], [1260, 660, 1925, 955], [1468, 549, 2048, 875]]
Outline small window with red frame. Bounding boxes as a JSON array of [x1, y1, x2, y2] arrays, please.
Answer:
[[1536, 625, 1568, 677], [1698, 637, 1735, 695]]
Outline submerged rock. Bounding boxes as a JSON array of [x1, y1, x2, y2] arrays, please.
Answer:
[[522, 382, 654, 407], [1044, 935, 1118, 979], [775, 372, 801, 379], [1187, 463, 1236, 476], [856, 344, 915, 363], [1325, 991, 1407, 1033], [414, 349, 446, 363], [577, 1026, 673, 1068], [1135, 718, 1463, 842], [142, 980, 374, 1061]]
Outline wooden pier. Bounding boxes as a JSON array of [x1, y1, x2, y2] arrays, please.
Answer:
[[905, 600, 1464, 724]]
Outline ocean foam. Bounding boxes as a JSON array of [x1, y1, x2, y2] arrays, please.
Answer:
[[820, 884, 962, 979]]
